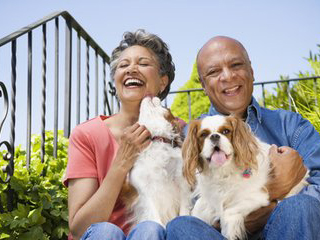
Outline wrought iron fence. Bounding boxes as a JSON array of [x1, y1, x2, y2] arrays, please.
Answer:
[[165, 76, 320, 122], [0, 11, 116, 195], [0, 11, 319, 213]]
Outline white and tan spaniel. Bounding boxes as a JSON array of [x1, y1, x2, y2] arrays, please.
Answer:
[[182, 115, 308, 240], [121, 96, 191, 229]]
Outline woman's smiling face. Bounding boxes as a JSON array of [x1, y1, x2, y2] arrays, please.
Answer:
[[114, 45, 168, 104]]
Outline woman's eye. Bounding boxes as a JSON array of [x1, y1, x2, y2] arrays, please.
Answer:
[[222, 129, 230, 135], [118, 64, 128, 68], [139, 62, 149, 66]]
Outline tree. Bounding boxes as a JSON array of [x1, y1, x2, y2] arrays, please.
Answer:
[[170, 62, 210, 123], [263, 45, 320, 131]]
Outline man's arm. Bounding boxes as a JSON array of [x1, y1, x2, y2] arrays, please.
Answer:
[[245, 145, 307, 234]]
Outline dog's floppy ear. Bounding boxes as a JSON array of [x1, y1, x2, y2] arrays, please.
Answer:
[[182, 120, 203, 187], [227, 116, 258, 169]]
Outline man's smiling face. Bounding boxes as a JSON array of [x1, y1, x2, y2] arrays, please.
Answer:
[[197, 37, 254, 118]]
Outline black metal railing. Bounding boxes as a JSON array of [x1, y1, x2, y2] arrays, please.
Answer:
[[165, 76, 320, 122], [0, 11, 319, 214], [0, 11, 116, 186]]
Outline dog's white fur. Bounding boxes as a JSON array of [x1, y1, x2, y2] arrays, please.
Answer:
[[125, 96, 190, 228], [183, 115, 308, 240]]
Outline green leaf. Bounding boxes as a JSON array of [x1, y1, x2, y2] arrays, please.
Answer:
[[0, 233, 10, 239], [28, 208, 45, 225], [0, 131, 69, 238]]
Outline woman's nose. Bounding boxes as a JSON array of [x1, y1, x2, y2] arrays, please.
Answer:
[[126, 64, 138, 74]]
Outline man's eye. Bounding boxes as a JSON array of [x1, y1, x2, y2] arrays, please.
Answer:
[[232, 62, 243, 68], [208, 69, 219, 77]]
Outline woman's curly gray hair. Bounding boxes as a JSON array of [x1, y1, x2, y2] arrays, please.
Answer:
[[110, 29, 175, 100]]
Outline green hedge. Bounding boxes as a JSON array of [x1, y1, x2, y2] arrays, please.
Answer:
[[0, 131, 69, 239]]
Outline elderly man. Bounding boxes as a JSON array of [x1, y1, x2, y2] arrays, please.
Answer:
[[167, 36, 320, 239]]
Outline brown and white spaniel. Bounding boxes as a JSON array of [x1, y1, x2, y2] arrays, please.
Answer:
[[182, 115, 308, 240]]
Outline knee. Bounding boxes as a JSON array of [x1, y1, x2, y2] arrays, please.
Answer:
[[92, 222, 123, 233], [81, 222, 125, 240], [134, 221, 165, 232], [278, 194, 320, 217], [167, 216, 197, 229], [128, 221, 165, 239]]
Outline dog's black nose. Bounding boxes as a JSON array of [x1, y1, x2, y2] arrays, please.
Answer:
[[210, 134, 220, 143]]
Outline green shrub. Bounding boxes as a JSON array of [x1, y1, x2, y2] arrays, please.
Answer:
[[171, 62, 211, 122], [262, 46, 320, 133], [0, 131, 69, 239]]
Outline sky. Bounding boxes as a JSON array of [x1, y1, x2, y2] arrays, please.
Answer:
[[1, 0, 320, 91], [0, 0, 320, 146]]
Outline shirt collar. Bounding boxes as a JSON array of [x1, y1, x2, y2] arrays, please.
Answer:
[[207, 97, 262, 123]]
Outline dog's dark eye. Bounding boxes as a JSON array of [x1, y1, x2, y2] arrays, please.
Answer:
[[222, 129, 230, 135], [200, 132, 209, 138]]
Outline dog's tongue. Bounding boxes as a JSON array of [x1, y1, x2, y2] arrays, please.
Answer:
[[211, 151, 227, 166]]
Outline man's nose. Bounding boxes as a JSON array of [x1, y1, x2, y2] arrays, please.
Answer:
[[221, 68, 233, 81]]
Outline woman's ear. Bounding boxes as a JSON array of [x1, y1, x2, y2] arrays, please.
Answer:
[[160, 75, 169, 93]]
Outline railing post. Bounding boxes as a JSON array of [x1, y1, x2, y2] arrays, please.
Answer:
[[314, 78, 318, 106], [187, 91, 191, 122], [26, 31, 32, 168], [262, 83, 266, 107], [76, 32, 81, 125], [53, 17, 59, 158], [0, 82, 14, 186], [86, 42, 90, 120], [95, 50, 99, 116], [287, 81, 292, 111], [64, 18, 72, 138], [41, 23, 47, 163], [10, 40, 16, 168]]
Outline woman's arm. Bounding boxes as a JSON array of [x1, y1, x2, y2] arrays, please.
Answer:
[[68, 123, 151, 239], [68, 165, 128, 239]]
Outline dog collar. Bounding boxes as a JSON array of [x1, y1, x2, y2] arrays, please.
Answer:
[[151, 136, 180, 148], [242, 168, 252, 178]]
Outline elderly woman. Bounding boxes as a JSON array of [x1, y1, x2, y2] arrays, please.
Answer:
[[64, 29, 177, 240]]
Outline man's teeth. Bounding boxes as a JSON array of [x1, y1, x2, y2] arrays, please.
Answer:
[[224, 86, 239, 94], [124, 79, 144, 86]]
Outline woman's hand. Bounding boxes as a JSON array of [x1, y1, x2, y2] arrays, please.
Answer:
[[113, 123, 151, 172]]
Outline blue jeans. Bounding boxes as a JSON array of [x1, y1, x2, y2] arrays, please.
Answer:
[[166, 194, 320, 240], [80, 221, 165, 240]]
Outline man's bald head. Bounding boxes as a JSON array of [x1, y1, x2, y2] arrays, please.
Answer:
[[197, 36, 251, 73]]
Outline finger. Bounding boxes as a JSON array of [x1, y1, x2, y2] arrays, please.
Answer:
[[138, 128, 151, 141], [132, 125, 150, 139], [276, 146, 287, 154], [268, 144, 278, 156], [278, 146, 295, 154], [124, 123, 140, 133], [140, 138, 151, 150]]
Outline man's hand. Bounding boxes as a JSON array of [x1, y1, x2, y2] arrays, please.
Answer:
[[244, 145, 307, 234], [267, 145, 307, 200]]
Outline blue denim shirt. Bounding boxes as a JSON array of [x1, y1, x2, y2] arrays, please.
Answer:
[[193, 97, 320, 202]]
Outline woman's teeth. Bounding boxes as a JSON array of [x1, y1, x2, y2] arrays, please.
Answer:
[[124, 79, 144, 87]]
